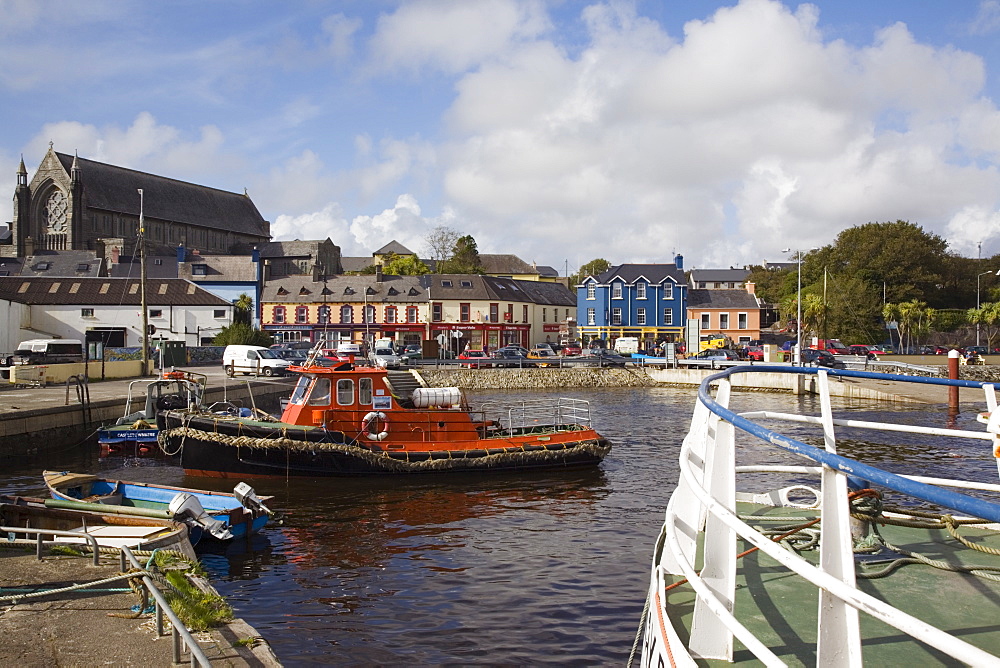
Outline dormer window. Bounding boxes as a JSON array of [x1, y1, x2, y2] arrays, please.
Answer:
[[344, 287, 355, 295], [192, 264, 208, 276], [35, 262, 50, 271], [441, 280, 452, 287], [299, 287, 311, 296], [387, 287, 399, 296], [460, 280, 472, 288], [276, 287, 289, 296], [408, 287, 420, 296], [366, 287, 376, 295]]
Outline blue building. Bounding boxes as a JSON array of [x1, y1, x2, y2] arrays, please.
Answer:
[[576, 256, 687, 349]]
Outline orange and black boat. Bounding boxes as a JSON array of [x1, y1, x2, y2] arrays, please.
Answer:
[[159, 356, 611, 478]]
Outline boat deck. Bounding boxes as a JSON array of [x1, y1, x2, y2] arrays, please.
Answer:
[[661, 502, 1000, 665]]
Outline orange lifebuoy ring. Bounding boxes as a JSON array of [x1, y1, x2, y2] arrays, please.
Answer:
[[162, 371, 185, 380], [361, 411, 389, 441]]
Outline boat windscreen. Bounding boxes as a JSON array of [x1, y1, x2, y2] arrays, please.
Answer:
[[289, 376, 311, 405]]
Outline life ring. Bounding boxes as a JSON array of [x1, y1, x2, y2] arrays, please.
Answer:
[[361, 411, 389, 441], [162, 371, 185, 380]]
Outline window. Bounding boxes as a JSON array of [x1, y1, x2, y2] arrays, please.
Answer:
[[720, 313, 730, 329], [296, 306, 308, 324], [192, 264, 208, 276], [77, 263, 90, 272], [553, 309, 559, 322], [214, 309, 226, 318], [637, 307, 646, 325], [637, 282, 647, 299], [611, 308, 622, 325], [542, 308, 547, 323], [273, 306, 285, 324], [663, 308, 673, 325], [441, 280, 452, 287], [385, 306, 397, 323], [81, 308, 94, 317], [738, 313, 748, 329], [612, 282, 622, 299], [523, 305, 528, 322], [318, 305, 331, 324], [340, 305, 353, 323], [406, 306, 418, 323], [309, 378, 331, 406], [149, 309, 163, 319], [664, 283, 674, 300], [700, 313, 710, 329], [364, 305, 376, 323], [460, 303, 470, 322], [336, 379, 354, 406], [587, 283, 596, 300], [490, 303, 499, 322], [359, 378, 373, 405], [460, 280, 473, 288], [587, 308, 596, 325], [431, 303, 442, 322]]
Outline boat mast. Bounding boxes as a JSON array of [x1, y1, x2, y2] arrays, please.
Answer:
[[139, 188, 149, 375]]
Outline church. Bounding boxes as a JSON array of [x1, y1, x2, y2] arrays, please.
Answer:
[[4, 144, 271, 259]]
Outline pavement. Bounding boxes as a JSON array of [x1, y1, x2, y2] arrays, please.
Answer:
[[0, 549, 281, 667]]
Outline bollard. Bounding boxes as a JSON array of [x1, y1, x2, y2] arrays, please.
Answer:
[[948, 349, 960, 416]]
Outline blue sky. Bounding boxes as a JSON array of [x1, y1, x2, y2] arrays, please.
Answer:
[[4, 0, 1000, 274]]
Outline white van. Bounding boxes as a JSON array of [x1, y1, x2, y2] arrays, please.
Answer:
[[13, 339, 85, 365], [223, 345, 291, 377], [613, 337, 640, 355]]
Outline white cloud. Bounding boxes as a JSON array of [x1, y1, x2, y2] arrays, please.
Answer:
[[368, 0, 550, 74], [970, 1, 1000, 36]]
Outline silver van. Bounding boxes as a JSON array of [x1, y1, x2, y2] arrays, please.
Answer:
[[13, 339, 85, 365]]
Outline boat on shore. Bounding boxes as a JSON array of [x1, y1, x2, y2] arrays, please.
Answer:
[[636, 365, 1000, 665], [97, 370, 207, 457], [43, 470, 273, 542], [158, 353, 611, 478], [1, 494, 196, 560]]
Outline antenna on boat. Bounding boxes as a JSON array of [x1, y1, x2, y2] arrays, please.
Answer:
[[138, 188, 149, 376]]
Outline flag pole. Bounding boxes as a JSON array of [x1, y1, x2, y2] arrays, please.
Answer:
[[139, 189, 149, 375]]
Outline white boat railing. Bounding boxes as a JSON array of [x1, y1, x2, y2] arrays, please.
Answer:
[[480, 398, 593, 433], [639, 366, 1000, 667]]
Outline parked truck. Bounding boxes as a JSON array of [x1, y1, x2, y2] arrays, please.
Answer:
[[809, 338, 852, 355]]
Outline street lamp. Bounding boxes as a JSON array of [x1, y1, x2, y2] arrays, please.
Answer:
[[976, 269, 1000, 346], [782, 248, 813, 365]]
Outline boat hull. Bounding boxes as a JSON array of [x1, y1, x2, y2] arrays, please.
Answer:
[[162, 411, 611, 478]]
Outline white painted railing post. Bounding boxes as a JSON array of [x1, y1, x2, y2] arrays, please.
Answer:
[[690, 379, 735, 661], [815, 370, 863, 666]]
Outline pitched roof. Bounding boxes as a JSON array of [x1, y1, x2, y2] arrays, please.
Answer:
[[479, 254, 538, 275], [180, 255, 258, 282], [422, 274, 574, 305], [340, 256, 374, 273], [373, 240, 414, 256], [55, 153, 269, 237], [596, 263, 685, 285], [0, 277, 230, 306], [690, 268, 750, 282], [258, 240, 325, 258], [687, 288, 760, 309], [110, 256, 180, 279], [261, 275, 426, 304], [18, 251, 102, 277]]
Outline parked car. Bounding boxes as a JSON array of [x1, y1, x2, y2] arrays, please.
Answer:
[[490, 349, 535, 368], [458, 349, 491, 368], [372, 347, 403, 369], [690, 348, 741, 361], [401, 344, 423, 361], [801, 348, 846, 369], [532, 343, 556, 354], [495, 345, 529, 356], [966, 345, 989, 356], [527, 349, 558, 367], [848, 344, 881, 360], [560, 342, 583, 357], [745, 345, 764, 361], [582, 348, 632, 367], [275, 349, 309, 364]]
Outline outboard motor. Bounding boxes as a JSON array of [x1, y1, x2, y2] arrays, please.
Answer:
[[234, 482, 272, 516], [168, 492, 233, 541]]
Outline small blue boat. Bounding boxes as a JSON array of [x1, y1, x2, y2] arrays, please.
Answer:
[[43, 470, 273, 542], [97, 370, 207, 457]]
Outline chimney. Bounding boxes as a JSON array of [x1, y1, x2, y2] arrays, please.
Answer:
[[176, 244, 186, 264], [263, 259, 272, 282], [375, 265, 383, 282], [674, 254, 684, 270], [746, 281, 756, 295], [25, 236, 35, 257]]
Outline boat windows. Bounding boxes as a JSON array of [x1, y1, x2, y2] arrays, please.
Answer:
[[289, 377, 310, 405], [337, 379, 354, 406], [309, 378, 331, 406], [359, 378, 372, 405]]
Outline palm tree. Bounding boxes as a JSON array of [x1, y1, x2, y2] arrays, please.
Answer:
[[969, 302, 1000, 349], [234, 293, 254, 325]]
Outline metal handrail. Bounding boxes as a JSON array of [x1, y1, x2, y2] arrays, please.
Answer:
[[0, 525, 101, 565]]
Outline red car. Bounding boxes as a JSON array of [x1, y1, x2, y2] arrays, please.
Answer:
[[745, 345, 764, 361], [458, 349, 490, 368], [561, 343, 582, 356]]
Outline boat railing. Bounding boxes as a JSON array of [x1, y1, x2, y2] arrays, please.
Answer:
[[480, 397, 593, 434], [646, 365, 1000, 666]]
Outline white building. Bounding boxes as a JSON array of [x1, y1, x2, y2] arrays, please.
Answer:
[[0, 276, 232, 355]]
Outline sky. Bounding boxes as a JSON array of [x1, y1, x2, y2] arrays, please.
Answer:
[[4, 0, 1000, 275]]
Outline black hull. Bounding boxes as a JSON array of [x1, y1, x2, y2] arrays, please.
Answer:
[[161, 411, 610, 478]]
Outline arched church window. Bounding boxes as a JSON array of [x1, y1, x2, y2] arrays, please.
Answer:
[[44, 190, 69, 233]]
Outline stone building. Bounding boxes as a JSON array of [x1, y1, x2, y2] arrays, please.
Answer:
[[5, 145, 271, 259]]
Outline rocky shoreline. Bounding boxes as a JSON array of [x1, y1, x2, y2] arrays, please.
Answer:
[[419, 367, 658, 389]]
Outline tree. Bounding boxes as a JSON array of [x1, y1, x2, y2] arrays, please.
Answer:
[[570, 258, 611, 285], [968, 302, 1000, 349], [885, 300, 935, 351], [382, 253, 430, 275], [440, 235, 483, 273], [233, 293, 254, 326], [744, 264, 792, 304], [212, 322, 273, 347], [425, 226, 460, 272]]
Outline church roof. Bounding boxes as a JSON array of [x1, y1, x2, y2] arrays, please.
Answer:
[[373, 240, 414, 256], [55, 152, 269, 238]]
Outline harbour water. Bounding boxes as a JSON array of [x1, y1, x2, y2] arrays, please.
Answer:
[[2, 386, 996, 665]]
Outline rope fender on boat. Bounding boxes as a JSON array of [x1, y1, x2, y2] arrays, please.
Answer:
[[159, 425, 611, 472]]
